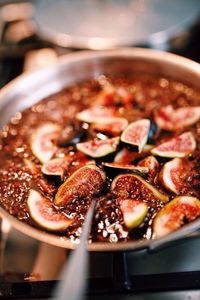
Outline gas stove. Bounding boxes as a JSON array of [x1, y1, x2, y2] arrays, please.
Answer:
[[0, 1, 200, 299]]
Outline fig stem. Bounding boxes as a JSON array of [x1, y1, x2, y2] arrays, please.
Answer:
[[53, 201, 96, 300]]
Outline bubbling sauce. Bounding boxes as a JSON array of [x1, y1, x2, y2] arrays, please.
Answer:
[[0, 74, 199, 243]]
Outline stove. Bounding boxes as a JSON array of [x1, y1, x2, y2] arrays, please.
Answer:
[[0, 1, 200, 299]]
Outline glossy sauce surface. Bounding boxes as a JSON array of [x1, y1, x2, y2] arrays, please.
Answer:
[[0, 74, 199, 243]]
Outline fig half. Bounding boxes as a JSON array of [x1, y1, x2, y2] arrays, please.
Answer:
[[76, 137, 119, 158], [27, 189, 72, 231], [153, 196, 200, 238], [54, 165, 106, 207], [111, 174, 169, 203], [121, 119, 150, 152], [138, 155, 159, 182], [30, 123, 61, 164], [154, 105, 200, 131], [41, 157, 72, 178], [76, 106, 117, 123], [120, 199, 148, 229], [91, 117, 128, 137], [159, 158, 185, 194], [151, 132, 196, 158]]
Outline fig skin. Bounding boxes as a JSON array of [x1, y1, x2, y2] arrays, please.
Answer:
[[120, 199, 148, 229], [151, 131, 196, 158], [102, 162, 149, 177], [30, 123, 61, 164], [27, 189, 72, 231], [121, 119, 151, 152], [54, 165, 106, 207], [111, 174, 169, 203], [159, 158, 186, 194], [153, 196, 200, 238], [154, 105, 200, 131]]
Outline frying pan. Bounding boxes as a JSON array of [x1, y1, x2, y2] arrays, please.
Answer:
[[0, 48, 200, 252]]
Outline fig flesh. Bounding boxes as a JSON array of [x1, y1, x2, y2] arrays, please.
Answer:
[[151, 132, 196, 158], [41, 157, 72, 177], [121, 119, 151, 152], [76, 106, 117, 123], [114, 148, 140, 164], [76, 137, 119, 158], [111, 174, 169, 203], [54, 165, 106, 207], [30, 123, 61, 164], [153, 196, 200, 238], [91, 117, 128, 137], [120, 199, 148, 229], [159, 158, 186, 194], [102, 162, 148, 176], [138, 156, 159, 181], [154, 105, 200, 131], [27, 189, 72, 231]]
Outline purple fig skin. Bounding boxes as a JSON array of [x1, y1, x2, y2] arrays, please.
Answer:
[[54, 165, 106, 207]]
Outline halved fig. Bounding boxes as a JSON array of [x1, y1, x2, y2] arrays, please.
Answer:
[[153, 196, 200, 238], [76, 137, 119, 158], [151, 132, 196, 158], [102, 162, 148, 176], [154, 105, 200, 131], [114, 148, 140, 164], [54, 165, 106, 207], [41, 157, 71, 177], [159, 158, 186, 194], [111, 174, 169, 203], [30, 123, 61, 164], [76, 106, 117, 123], [120, 199, 148, 229], [27, 189, 72, 231], [91, 117, 128, 137], [121, 119, 151, 152], [138, 156, 159, 181]]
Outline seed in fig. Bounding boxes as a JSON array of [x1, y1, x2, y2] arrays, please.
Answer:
[[138, 156, 159, 181], [120, 199, 148, 229], [76, 137, 119, 158], [27, 189, 72, 231], [30, 123, 61, 164], [102, 162, 149, 176], [151, 132, 196, 158], [153, 196, 200, 238], [111, 174, 169, 203], [121, 119, 151, 152], [154, 105, 200, 131], [76, 106, 117, 123], [41, 157, 72, 178], [54, 165, 106, 207], [159, 158, 187, 194], [91, 117, 128, 137]]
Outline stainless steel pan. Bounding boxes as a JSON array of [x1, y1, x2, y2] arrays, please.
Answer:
[[0, 48, 200, 252]]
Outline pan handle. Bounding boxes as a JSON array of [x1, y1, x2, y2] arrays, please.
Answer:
[[148, 228, 200, 253]]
